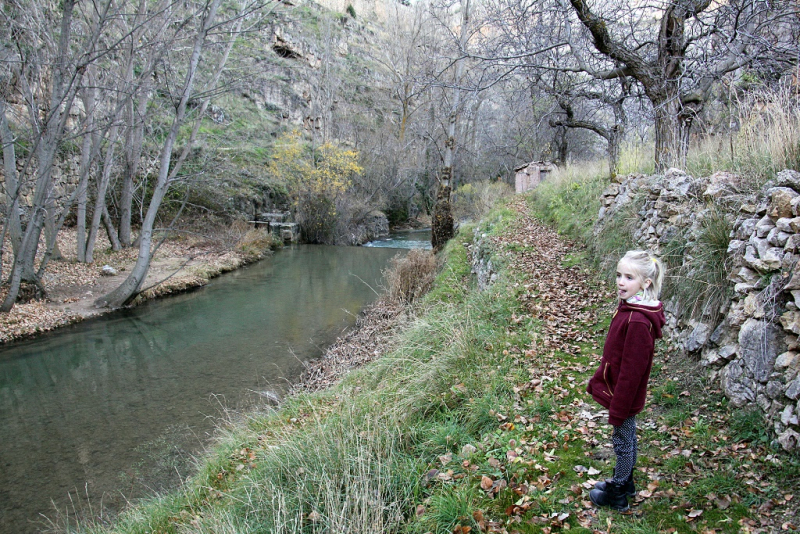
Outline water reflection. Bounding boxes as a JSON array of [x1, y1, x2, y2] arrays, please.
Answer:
[[0, 245, 399, 533]]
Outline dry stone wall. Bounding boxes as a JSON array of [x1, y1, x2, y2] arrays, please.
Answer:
[[596, 168, 800, 450]]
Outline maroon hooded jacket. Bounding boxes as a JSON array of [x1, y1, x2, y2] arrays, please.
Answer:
[[587, 300, 666, 426]]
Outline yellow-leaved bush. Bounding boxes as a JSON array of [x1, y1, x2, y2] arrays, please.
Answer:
[[268, 130, 363, 243]]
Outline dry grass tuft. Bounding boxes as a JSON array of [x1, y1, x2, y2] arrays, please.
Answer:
[[384, 249, 438, 305]]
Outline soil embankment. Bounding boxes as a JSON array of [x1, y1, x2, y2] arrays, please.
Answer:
[[0, 229, 271, 344]]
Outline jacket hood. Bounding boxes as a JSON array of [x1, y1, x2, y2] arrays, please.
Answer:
[[617, 299, 666, 339]]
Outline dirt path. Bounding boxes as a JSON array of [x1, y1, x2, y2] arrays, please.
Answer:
[[492, 198, 799, 531]]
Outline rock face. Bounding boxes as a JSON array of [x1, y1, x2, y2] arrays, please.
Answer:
[[596, 168, 800, 450]]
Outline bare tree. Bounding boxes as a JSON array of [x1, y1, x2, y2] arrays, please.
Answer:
[[561, 0, 800, 171], [1, 0, 108, 311], [95, 0, 253, 308]]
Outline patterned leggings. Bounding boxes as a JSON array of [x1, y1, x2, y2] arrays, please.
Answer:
[[611, 416, 637, 483]]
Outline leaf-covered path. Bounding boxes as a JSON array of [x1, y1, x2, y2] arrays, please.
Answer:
[[463, 198, 799, 533]]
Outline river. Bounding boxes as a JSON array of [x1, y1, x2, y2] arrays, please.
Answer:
[[0, 235, 429, 533]]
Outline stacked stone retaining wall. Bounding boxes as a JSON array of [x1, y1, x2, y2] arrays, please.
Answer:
[[596, 168, 800, 450]]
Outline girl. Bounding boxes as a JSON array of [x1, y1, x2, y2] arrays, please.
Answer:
[[587, 250, 666, 511]]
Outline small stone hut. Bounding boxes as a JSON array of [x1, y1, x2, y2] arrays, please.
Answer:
[[514, 161, 555, 193]]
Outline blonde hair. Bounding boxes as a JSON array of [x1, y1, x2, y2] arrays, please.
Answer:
[[618, 250, 665, 301]]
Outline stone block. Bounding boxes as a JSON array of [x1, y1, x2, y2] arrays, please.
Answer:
[[740, 203, 758, 214], [718, 344, 738, 361], [768, 187, 799, 219], [762, 248, 784, 270], [727, 239, 745, 255], [686, 322, 712, 352], [722, 359, 755, 407], [784, 263, 800, 290], [793, 195, 800, 217], [756, 215, 776, 237], [775, 351, 799, 370], [768, 229, 792, 248], [782, 404, 799, 426], [739, 318, 786, 382], [776, 169, 800, 191], [734, 217, 757, 240], [743, 293, 765, 319], [701, 348, 722, 367], [782, 252, 798, 270], [734, 282, 757, 294], [778, 428, 799, 451], [782, 311, 800, 336], [785, 234, 800, 253], [786, 377, 800, 400], [729, 266, 759, 284], [777, 217, 794, 232], [767, 380, 786, 399], [757, 393, 772, 412]]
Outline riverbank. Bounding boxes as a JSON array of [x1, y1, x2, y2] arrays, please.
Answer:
[[69, 196, 799, 534], [0, 225, 277, 344]]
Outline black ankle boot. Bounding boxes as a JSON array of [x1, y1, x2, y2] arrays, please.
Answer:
[[589, 480, 630, 511], [594, 471, 635, 496]]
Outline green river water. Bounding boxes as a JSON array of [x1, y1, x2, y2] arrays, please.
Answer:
[[0, 237, 428, 533]]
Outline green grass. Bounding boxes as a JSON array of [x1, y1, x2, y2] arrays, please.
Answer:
[[63, 191, 799, 534]]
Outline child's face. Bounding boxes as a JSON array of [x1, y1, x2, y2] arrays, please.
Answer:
[[616, 260, 650, 300]]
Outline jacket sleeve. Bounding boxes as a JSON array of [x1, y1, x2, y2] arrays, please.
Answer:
[[607, 319, 654, 426]]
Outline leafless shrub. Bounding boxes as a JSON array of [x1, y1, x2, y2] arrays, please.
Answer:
[[384, 249, 437, 305]]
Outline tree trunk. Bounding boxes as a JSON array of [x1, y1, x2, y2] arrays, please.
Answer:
[[431, 0, 470, 252], [85, 124, 120, 263], [653, 95, 686, 172], [0, 100, 22, 256], [76, 84, 98, 263], [608, 125, 621, 180], [432, 173, 454, 251], [119, 89, 148, 247], [43, 196, 63, 261], [103, 205, 121, 251]]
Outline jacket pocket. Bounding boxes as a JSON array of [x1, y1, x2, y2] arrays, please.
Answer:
[[602, 363, 613, 397]]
